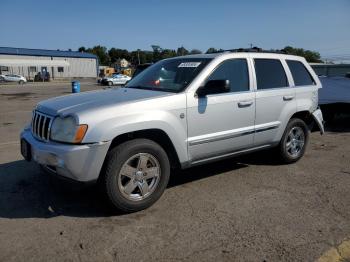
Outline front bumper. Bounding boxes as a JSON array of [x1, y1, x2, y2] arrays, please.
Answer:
[[20, 128, 111, 182]]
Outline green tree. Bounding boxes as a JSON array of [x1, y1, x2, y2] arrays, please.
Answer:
[[144, 51, 154, 63], [190, 49, 202, 54], [108, 48, 130, 64], [151, 45, 164, 61], [176, 46, 189, 56], [129, 50, 154, 64], [78, 46, 86, 52], [283, 46, 322, 63], [86, 45, 110, 65], [161, 49, 177, 59], [206, 47, 218, 54]]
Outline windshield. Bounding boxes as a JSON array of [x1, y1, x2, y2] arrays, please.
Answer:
[[125, 58, 212, 93]]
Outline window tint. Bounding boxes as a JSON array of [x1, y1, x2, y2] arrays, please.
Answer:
[[287, 60, 315, 86], [207, 59, 249, 92], [254, 59, 288, 90]]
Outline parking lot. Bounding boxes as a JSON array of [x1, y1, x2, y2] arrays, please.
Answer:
[[0, 81, 350, 261]]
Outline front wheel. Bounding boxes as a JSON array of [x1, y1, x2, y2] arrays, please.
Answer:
[[19, 80, 24, 84], [102, 139, 170, 212], [108, 81, 113, 86], [279, 118, 309, 163]]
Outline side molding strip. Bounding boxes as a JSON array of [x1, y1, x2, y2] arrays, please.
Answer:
[[188, 122, 280, 146], [189, 130, 255, 146]]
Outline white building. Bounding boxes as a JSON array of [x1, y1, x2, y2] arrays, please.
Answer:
[[0, 47, 98, 80]]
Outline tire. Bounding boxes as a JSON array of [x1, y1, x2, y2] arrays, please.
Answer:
[[279, 118, 309, 164], [102, 139, 170, 212], [108, 81, 113, 86], [19, 80, 24, 85]]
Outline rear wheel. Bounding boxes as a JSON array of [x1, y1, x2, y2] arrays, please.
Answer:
[[279, 118, 309, 163], [102, 139, 170, 212], [108, 81, 113, 86]]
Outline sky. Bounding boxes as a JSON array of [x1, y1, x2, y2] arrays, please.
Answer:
[[1, 0, 350, 62]]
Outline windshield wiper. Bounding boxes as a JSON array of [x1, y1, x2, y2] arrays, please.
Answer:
[[126, 85, 177, 93], [126, 86, 162, 91], [126, 85, 150, 90]]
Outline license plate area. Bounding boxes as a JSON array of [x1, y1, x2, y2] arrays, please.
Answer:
[[21, 139, 32, 161]]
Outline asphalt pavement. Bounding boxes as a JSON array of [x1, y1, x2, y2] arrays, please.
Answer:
[[0, 81, 349, 262]]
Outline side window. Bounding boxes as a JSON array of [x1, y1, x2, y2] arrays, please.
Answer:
[[287, 60, 315, 86], [57, 67, 64, 73], [206, 59, 249, 93], [254, 59, 288, 90]]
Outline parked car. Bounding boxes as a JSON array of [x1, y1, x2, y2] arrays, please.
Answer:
[[0, 74, 27, 84], [20, 50, 324, 212], [100, 73, 131, 86]]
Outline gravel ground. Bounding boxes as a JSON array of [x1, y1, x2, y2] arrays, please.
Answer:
[[0, 82, 349, 262]]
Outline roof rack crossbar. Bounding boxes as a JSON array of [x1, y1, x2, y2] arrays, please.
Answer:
[[208, 47, 287, 54]]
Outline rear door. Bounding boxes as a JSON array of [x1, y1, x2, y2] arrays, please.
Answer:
[[286, 59, 319, 112], [252, 57, 297, 146]]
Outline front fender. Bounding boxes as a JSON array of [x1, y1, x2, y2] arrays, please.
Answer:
[[84, 110, 188, 163]]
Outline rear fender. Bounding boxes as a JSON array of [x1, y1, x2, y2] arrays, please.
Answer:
[[312, 108, 325, 134]]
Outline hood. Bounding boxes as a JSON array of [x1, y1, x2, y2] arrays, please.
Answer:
[[36, 88, 172, 116]]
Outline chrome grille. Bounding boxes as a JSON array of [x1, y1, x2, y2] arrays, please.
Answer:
[[31, 111, 53, 141]]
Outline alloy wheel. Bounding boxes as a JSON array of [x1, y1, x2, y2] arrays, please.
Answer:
[[286, 126, 305, 157], [118, 153, 161, 201]]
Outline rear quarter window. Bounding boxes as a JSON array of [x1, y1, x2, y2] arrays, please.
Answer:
[[287, 60, 315, 86], [254, 59, 288, 90]]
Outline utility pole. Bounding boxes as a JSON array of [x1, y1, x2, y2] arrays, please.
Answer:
[[137, 49, 140, 65]]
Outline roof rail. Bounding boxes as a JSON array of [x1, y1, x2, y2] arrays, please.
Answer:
[[209, 47, 288, 54]]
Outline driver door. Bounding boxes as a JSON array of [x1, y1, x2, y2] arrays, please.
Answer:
[[186, 58, 256, 162]]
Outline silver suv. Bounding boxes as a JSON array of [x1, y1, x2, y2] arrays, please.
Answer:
[[20, 51, 324, 212]]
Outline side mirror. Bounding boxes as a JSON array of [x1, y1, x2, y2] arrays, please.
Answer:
[[196, 80, 230, 97]]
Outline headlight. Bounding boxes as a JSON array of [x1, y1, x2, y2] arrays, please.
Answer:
[[50, 116, 88, 143]]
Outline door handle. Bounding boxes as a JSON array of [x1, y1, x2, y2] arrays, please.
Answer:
[[283, 95, 294, 101], [238, 100, 253, 107]]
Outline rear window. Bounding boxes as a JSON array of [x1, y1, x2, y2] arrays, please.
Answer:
[[287, 60, 315, 86], [254, 59, 288, 90]]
